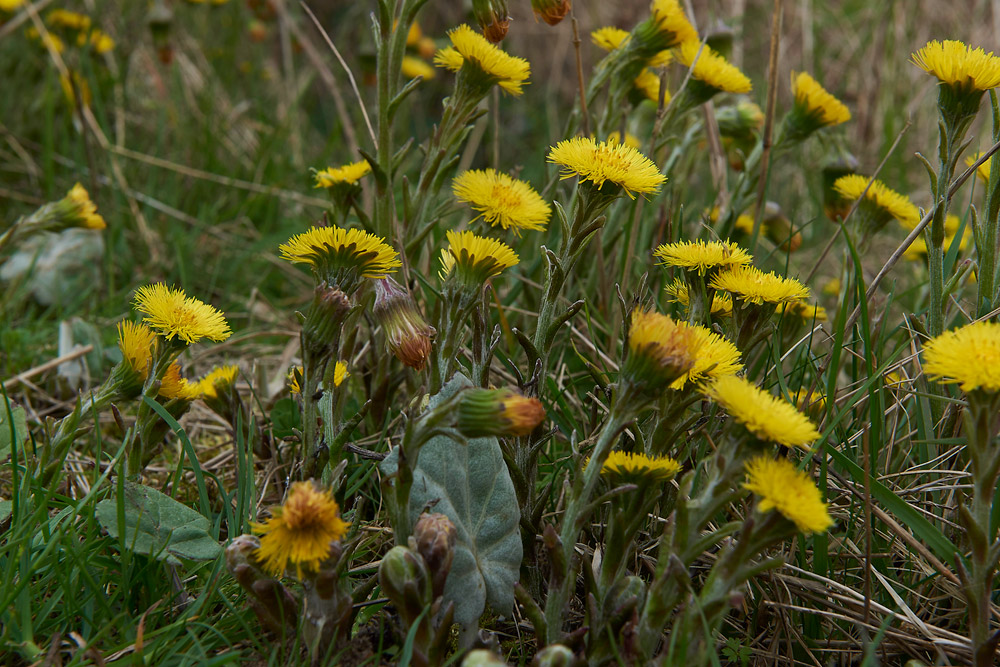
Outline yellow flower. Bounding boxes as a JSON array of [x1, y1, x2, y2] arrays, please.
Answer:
[[822, 278, 841, 296], [117, 321, 156, 376], [288, 366, 302, 395], [60, 72, 92, 109], [405, 21, 422, 47], [624, 309, 702, 390], [902, 214, 969, 260], [792, 389, 826, 415], [433, 24, 530, 96], [833, 174, 920, 227], [777, 300, 828, 322], [195, 365, 239, 399], [670, 324, 742, 390], [789, 71, 851, 131], [27, 28, 65, 53], [648, 49, 673, 67], [634, 68, 670, 104], [911, 40, 1000, 94], [314, 161, 371, 188], [133, 283, 232, 345], [333, 360, 349, 387], [664, 279, 734, 316], [438, 230, 519, 284], [401, 56, 436, 80], [743, 456, 833, 534], [159, 363, 201, 400], [966, 152, 992, 184], [82, 29, 114, 54], [648, 0, 698, 49], [653, 239, 752, 275], [457, 388, 546, 437], [252, 482, 351, 577], [591, 26, 630, 51], [279, 226, 401, 283], [676, 41, 752, 95], [710, 265, 810, 305], [547, 136, 665, 199], [0, 0, 25, 12], [733, 214, 755, 234], [452, 169, 551, 235], [62, 183, 105, 229], [706, 375, 820, 448], [606, 131, 642, 149], [599, 450, 681, 483], [47, 9, 91, 31], [922, 320, 1000, 393]]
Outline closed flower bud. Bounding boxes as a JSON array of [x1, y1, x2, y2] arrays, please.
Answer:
[[378, 545, 433, 611], [531, 644, 575, 667], [531, 0, 571, 26], [473, 0, 510, 43], [373, 277, 436, 370], [302, 282, 351, 353], [457, 388, 546, 438], [462, 650, 509, 667], [412, 512, 457, 598]]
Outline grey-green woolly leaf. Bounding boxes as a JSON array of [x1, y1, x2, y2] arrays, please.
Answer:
[[381, 373, 521, 631], [0, 403, 28, 462], [96, 482, 222, 564]]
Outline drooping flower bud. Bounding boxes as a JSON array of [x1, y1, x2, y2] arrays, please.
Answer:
[[373, 277, 436, 370], [530, 0, 570, 26], [472, 0, 510, 43], [225, 535, 300, 634], [412, 512, 457, 598], [457, 388, 546, 438]]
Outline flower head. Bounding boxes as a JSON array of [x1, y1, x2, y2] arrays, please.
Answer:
[[966, 152, 992, 184], [606, 131, 642, 149], [599, 450, 681, 483], [912, 40, 1000, 95], [117, 321, 156, 376], [434, 24, 530, 95], [373, 278, 435, 370], [547, 136, 665, 199], [670, 325, 742, 390], [706, 375, 820, 448], [623, 309, 702, 391], [401, 56, 435, 80], [288, 366, 302, 395], [452, 169, 551, 235], [159, 363, 201, 400], [457, 388, 546, 437], [531, 0, 571, 26], [64, 183, 106, 230], [314, 161, 371, 188], [777, 300, 828, 322], [439, 230, 518, 285], [743, 456, 832, 534], [922, 320, 1000, 393], [591, 26, 630, 51], [676, 41, 752, 98], [833, 174, 920, 228], [784, 71, 851, 140], [654, 239, 752, 275], [133, 283, 232, 345], [252, 482, 351, 577], [633, 0, 697, 54], [279, 226, 401, 290], [664, 279, 733, 316], [333, 361, 349, 387], [195, 365, 239, 399], [0, 0, 25, 12], [634, 68, 670, 104], [47, 9, 91, 31], [709, 265, 810, 306]]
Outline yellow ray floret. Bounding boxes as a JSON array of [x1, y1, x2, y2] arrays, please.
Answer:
[[833, 174, 920, 227], [654, 239, 752, 275], [401, 56, 435, 80], [791, 71, 851, 127], [709, 264, 810, 305], [966, 152, 992, 183], [744, 456, 833, 534], [911, 40, 1000, 93], [117, 321, 156, 376], [159, 363, 201, 400], [677, 41, 752, 94], [252, 482, 351, 577], [547, 136, 665, 198], [333, 360, 349, 387], [67, 183, 106, 230], [634, 68, 670, 104], [706, 375, 820, 448], [670, 324, 742, 390], [591, 26, 630, 51], [433, 24, 530, 95], [452, 169, 551, 235], [664, 279, 734, 316], [133, 283, 232, 344], [314, 161, 371, 188], [626, 309, 702, 386], [599, 450, 681, 482], [195, 365, 239, 399], [922, 320, 1000, 393], [439, 230, 519, 282], [279, 226, 401, 279], [649, 0, 698, 47]]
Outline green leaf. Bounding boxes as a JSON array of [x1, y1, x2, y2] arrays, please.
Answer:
[[269, 397, 301, 441], [381, 374, 522, 630], [95, 482, 222, 565], [0, 403, 28, 462], [0, 500, 11, 525]]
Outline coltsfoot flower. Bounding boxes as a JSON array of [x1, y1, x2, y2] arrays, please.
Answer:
[[433, 24, 530, 95], [623, 309, 702, 391], [598, 450, 681, 483], [117, 321, 156, 377], [547, 136, 665, 199], [676, 41, 752, 98], [158, 363, 201, 400], [438, 229, 519, 285], [133, 283, 232, 345], [401, 56, 435, 80], [706, 375, 820, 448], [654, 239, 752, 275], [279, 226, 401, 289], [670, 324, 742, 390], [373, 277, 436, 371], [777, 300, 828, 322], [457, 388, 546, 437], [709, 265, 810, 305], [922, 320, 1000, 393], [743, 456, 832, 534], [452, 169, 551, 234], [784, 71, 850, 139], [252, 482, 351, 577], [966, 152, 992, 184], [632, 0, 697, 55], [634, 68, 670, 104], [313, 161, 371, 188], [195, 365, 239, 399], [591, 26, 630, 52], [531, 0, 570, 25], [664, 279, 733, 316], [832, 174, 920, 229], [912, 40, 1000, 119]]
